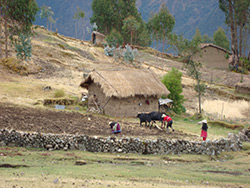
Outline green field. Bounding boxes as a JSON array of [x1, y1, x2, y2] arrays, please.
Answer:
[[0, 143, 250, 188]]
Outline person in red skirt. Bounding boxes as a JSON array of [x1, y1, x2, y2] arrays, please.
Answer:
[[199, 120, 208, 141]]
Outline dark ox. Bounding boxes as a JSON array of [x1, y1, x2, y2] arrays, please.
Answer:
[[136, 113, 152, 127], [149, 111, 166, 127], [137, 111, 167, 128]]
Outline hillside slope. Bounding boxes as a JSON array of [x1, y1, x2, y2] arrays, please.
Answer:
[[0, 27, 249, 124]]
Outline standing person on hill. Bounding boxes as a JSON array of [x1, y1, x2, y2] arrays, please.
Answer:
[[162, 114, 174, 132], [198, 120, 208, 141], [109, 121, 121, 134]]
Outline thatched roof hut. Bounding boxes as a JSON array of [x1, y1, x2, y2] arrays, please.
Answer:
[[80, 69, 169, 117]]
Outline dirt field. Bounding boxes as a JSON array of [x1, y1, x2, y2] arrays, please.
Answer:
[[0, 103, 197, 140]]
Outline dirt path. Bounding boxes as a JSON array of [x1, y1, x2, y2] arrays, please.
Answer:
[[0, 103, 197, 140]]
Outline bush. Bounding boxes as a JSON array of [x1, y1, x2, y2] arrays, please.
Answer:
[[15, 33, 32, 60], [162, 67, 185, 114], [54, 89, 65, 98], [104, 46, 115, 57], [241, 57, 250, 71], [123, 44, 138, 63]]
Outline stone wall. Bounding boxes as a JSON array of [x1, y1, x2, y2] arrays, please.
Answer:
[[0, 129, 249, 155]]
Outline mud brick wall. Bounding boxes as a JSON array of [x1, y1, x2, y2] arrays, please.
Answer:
[[1, 129, 249, 155]]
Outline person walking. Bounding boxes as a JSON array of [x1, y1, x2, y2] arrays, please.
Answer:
[[199, 119, 208, 141]]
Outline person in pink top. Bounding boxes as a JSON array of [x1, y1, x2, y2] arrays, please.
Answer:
[[162, 114, 174, 132], [109, 121, 121, 134]]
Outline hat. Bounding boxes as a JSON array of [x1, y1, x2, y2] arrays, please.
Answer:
[[202, 120, 207, 124], [198, 119, 207, 124]]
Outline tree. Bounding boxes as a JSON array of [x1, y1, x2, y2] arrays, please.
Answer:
[[157, 3, 175, 51], [90, 0, 150, 46], [235, 0, 250, 57], [0, 0, 39, 58], [73, 7, 85, 40], [162, 67, 185, 114], [147, 12, 161, 49], [106, 28, 123, 47], [213, 27, 230, 50], [40, 4, 54, 30], [202, 34, 213, 43], [90, 0, 118, 35], [122, 16, 140, 45], [219, 0, 250, 66], [170, 35, 205, 114], [193, 27, 202, 43]]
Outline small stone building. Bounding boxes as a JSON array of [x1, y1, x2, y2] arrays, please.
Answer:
[[91, 31, 105, 45], [235, 79, 250, 95], [80, 69, 170, 117], [193, 43, 231, 69]]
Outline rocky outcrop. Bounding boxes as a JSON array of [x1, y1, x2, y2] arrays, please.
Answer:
[[0, 128, 247, 156]]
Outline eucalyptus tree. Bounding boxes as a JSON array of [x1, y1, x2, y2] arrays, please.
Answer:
[[219, 0, 250, 66], [122, 16, 140, 45], [73, 7, 85, 39], [40, 4, 54, 30], [147, 3, 175, 51], [213, 27, 230, 50], [0, 0, 39, 58]]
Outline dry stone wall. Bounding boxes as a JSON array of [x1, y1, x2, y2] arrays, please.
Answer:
[[0, 129, 248, 155]]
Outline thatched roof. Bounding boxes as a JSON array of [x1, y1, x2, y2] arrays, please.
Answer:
[[200, 43, 232, 55], [80, 69, 169, 98]]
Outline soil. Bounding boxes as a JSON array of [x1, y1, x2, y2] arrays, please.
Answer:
[[0, 103, 198, 140]]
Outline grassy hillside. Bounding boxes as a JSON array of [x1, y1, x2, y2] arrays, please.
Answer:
[[0, 26, 249, 126]]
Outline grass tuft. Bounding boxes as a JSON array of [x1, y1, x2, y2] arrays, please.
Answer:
[[54, 89, 65, 98], [208, 120, 244, 129]]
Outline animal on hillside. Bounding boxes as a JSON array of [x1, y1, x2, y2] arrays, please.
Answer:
[[136, 113, 152, 127], [149, 111, 166, 127]]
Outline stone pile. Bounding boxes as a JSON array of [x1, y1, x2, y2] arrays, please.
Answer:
[[0, 128, 247, 155]]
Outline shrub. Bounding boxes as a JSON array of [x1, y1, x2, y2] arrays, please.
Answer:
[[15, 33, 32, 60], [162, 67, 185, 114], [104, 46, 115, 57], [54, 89, 65, 98], [123, 44, 138, 63]]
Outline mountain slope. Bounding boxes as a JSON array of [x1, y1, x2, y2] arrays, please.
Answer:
[[35, 0, 228, 43]]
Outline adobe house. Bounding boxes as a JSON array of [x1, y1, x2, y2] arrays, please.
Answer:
[[91, 31, 105, 45], [192, 43, 232, 69], [80, 69, 170, 117]]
